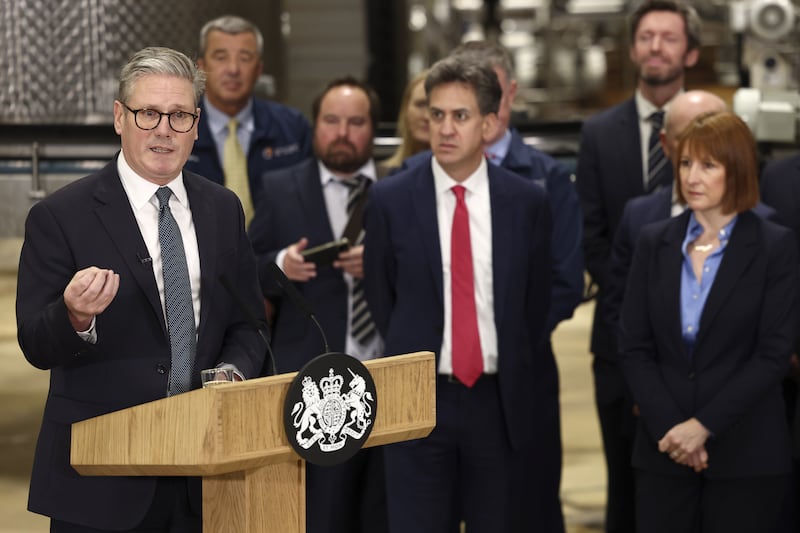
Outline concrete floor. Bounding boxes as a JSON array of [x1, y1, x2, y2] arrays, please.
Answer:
[[0, 237, 606, 532]]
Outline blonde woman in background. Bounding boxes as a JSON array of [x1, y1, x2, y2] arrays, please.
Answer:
[[381, 70, 430, 171]]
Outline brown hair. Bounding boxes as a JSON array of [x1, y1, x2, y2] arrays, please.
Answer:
[[675, 111, 759, 214], [629, 0, 702, 51]]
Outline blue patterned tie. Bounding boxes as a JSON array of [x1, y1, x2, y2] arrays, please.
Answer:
[[156, 187, 196, 395], [646, 110, 668, 193], [342, 175, 375, 345]]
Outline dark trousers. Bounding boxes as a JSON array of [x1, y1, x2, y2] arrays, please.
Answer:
[[384, 374, 539, 533], [636, 470, 789, 533], [51, 477, 200, 533], [593, 357, 636, 533], [306, 446, 389, 533]]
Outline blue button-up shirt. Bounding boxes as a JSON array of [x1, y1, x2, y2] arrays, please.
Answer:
[[680, 213, 737, 354]]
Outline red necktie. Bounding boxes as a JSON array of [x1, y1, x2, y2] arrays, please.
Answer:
[[451, 185, 483, 387]]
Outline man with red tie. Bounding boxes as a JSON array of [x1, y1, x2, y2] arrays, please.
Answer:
[[364, 55, 554, 532]]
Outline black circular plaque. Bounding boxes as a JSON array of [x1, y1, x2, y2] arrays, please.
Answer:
[[283, 352, 378, 466]]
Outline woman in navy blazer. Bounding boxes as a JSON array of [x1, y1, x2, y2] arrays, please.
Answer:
[[619, 111, 797, 532]]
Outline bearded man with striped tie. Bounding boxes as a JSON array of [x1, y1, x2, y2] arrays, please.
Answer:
[[247, 76, 388, 533], [574, 2, 703, 532]]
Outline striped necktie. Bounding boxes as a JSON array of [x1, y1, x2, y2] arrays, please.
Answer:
[[342, 175, 375, 345], [646, 110, 669, 193], [155, 187, 197, 396], [223, 118, 254, 225]]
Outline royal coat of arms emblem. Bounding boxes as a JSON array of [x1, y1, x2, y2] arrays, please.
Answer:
[[283, 353, 378, 465]]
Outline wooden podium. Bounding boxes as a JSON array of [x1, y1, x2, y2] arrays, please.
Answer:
[[71, 351, 435, 533]]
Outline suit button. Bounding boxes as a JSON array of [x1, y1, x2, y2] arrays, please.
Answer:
[[688, 372, 696, 380], [156, 364, 167, 375]]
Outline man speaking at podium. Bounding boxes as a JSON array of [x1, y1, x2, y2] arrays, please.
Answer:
[[16, 47, 266, 532], [364, 56, 554, 531]]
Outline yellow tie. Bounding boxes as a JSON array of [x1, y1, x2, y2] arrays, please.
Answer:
[[223, 119, 253, 226]]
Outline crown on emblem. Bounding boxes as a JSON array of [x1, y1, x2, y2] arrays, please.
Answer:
[[320, 368, 344, 397]]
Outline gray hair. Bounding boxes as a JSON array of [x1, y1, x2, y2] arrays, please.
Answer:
[[199, 15, 264, 57], [450, 40, 515, 82], [424, 55, 502, 116], [117, 47, 206, 105]]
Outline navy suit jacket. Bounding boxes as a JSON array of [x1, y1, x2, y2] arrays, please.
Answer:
[[248, 158, 350, 373], [576, 97, 673, 359], [761, 154, 800, 253], [605, 188, 777, 336], [16, 159, 266, 529], [619, 210, 796, 478], [364, 157, 554, 449], [185, 98, 312, 209], [399, 127, 583, 332]]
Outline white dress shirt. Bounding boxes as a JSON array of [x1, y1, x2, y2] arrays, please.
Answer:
[[117, 151, 202, 331], [432, 156, 498, 375]]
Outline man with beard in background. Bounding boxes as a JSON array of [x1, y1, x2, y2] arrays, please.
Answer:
[[574, 1, 702, 531], [247, 76, 388, 533]]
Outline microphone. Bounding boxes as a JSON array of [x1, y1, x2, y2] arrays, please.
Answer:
[[267, 261, 331, 354], [137, 253, 152, 265], [219, 274, 278, 376]]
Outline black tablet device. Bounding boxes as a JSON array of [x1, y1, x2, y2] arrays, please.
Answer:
[[301, 238, 350, 267]]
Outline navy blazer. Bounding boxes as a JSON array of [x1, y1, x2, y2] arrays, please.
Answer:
[[605, 188, 777, 336], [761, 154, 800, 253], [576, 97, 673, 358], [17, 159, 266, 529], [399, 127, 583, 332], [619, 210, 797, 478], [364, 157, 554, 448], [247, 158, 353, 373], [185, 98, 312, 209]]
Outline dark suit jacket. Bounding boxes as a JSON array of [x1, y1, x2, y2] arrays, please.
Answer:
[[576, 97, 673, 359], [619, 210, 796, 478], [399, 127, 583, 333], [606, 188, 777, 335], [363, 157, 554, 449], [761, 154, 800, 253], [16, 159, 266, 529], [247, 158, 350, 373]]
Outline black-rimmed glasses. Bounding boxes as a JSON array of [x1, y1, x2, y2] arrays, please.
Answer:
[[122, 103, 198, 133]]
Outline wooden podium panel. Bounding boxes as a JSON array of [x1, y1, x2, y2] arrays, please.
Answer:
[[71, 351, 435, 532]]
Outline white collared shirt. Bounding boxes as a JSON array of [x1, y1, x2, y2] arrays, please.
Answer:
[[117, 151, 201, 331], [432, 157, 498, 375], [317, 160, 377, 240]]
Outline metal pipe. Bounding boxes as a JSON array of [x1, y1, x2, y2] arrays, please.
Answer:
[[29, 142, 45, 200]]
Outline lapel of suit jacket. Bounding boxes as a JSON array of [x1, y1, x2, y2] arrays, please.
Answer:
[[413, 162, 444, 306], [184, 172, 217, 345], [618, 99, 648, 197], [92, 159, 165, 334], [297, 160, 337, 243], [488, 166, 512, 326], [657, 211, 691, 359], [695, 211, 759, 351]]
